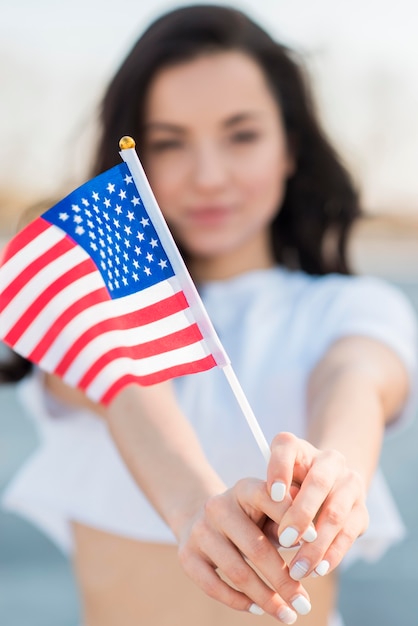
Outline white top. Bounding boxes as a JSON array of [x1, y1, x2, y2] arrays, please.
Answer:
[[3, 267, 417, 567]]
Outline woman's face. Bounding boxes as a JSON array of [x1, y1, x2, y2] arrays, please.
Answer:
[[142, 51, 294, 278]]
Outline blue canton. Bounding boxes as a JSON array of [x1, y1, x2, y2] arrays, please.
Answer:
[[43, 163, 175, 298]]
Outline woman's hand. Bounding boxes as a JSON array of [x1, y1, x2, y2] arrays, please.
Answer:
[[177, 477, 312, 623], [266, 432, 369, 580]]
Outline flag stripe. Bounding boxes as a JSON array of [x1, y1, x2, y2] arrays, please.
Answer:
[[100, 355, 217, 404], [78, 324, 204, 390], [0, 236, 75, 315], [4, 258, 97, 346], [87, 348, 216, 403], [57, 294, 193, 379], [39, 277, 184, 372], [0, 245, 89, 336], [27, 285, 109, 362], [0, 220, 65, 293], [0, 218, 51, 267]]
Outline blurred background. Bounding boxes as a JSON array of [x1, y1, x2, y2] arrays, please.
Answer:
[[1, 0, 418, 624]]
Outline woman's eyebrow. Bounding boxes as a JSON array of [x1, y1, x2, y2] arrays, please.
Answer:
[[143, 121, 185, 133], [223, 111, 262, 127]]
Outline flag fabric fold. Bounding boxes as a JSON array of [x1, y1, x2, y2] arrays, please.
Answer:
[[0, 160, 229, 405]]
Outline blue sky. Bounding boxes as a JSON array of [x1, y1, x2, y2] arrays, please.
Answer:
[[1, 0, 418, 215]]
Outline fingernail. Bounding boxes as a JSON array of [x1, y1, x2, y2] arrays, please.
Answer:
[[279, 527, 299, 548], [302, 525, 317, 542], [291, 595, 312, 615], [277, 606, 297, 624], [249, 603, 264, 615], [271, 481, 286, 502], [315, 560, 330, 576], [289, 559, 310, 580]]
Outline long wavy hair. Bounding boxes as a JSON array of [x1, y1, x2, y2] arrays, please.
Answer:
[[1, 4, 362, 383]]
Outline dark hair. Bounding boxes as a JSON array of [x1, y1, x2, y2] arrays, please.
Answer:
[[93, 3, 361, 275]]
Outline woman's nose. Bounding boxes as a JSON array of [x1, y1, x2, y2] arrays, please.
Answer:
[[192, 143, 228, 191]]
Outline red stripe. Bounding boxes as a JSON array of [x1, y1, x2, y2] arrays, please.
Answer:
[[78, 324, 204, 390], [29, 286, 109, 362], [100, 354, 217, 405], [4, 258, 97, 347], [0, 218, 50, 266], [55, 291, 189, 376], [0, 235, 74, 314]]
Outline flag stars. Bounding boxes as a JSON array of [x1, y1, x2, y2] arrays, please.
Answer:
[[136, 232, 145, 241], [85, 209, 92, 218], [124, 174, 133, 184], [140, 217, 150, 227], [144, 267, 151, 276], [134, 246, 141, 255], [124, 239, 130, 248], [59, 212, 69, 221], [119, 190, 127, 200], [107, 183, 115, 194], [127, 210, 135, 221], [90, 242, 98, 252], [132, 272, 139, 282], [133, 259, 140, 269], [103, 212, 110, 221], [104, 198, 111, 209], [123, 251, 129, 261], [124, 225, 132, 236], [74, 215, 83, 224], [123, 264, 129, 274], [75, 226, 85, 235], [131, 196, 140, 206], [113, 218, 120, 229], [98, 227, 104, 236], [122, 276, 128, 286], [115, 204, 123, 215], [72, 204, 81, 213], [81, 198, 89, 206], [158, 259, 168, 270], [87, 220, 95, 229], [150, 238, 158, 248], [92, 191, 100, 202], [146, 252, 154, 263]]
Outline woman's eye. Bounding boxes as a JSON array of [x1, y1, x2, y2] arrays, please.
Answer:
[[148, 139, 183, 153], [230, 130, 260, 144]]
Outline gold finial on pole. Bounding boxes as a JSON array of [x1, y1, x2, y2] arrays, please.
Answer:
[[119, 136, 136, 150]]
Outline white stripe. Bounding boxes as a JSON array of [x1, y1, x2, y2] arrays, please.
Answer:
[[40, 275, 182, 371], [13, 272, 105, 357], [85, 340, 211, 402], [0, 246, 89, 337], [64, 308, 196, 386], [0, 225, 66, 293]]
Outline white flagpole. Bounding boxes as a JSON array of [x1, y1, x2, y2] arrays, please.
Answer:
[[119, 136, 271, 464], [222, 364, 271, 462]]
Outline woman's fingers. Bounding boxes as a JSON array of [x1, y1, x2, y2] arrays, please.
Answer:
[[267, 432, 369, 578], [178, 480, 312, 622]]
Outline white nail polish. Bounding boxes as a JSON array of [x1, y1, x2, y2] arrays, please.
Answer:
[[289, 559, 310, 580], [279, 527, 299, 548], [271, 481, 286, 502], [278, 606, 297, 624], [315, 560, 330, 576], [291, 595, 312, 615], [249, 603, 264, 615], [302, 525, 317, 543]]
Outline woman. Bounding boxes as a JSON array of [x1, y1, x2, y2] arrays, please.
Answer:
[[1, 5, 416, 625]]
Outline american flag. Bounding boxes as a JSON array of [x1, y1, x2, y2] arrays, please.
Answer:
[[0, 161, 228, 405]]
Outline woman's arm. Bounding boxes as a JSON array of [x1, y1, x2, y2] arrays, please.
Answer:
[[266, 335, 410, 579]]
